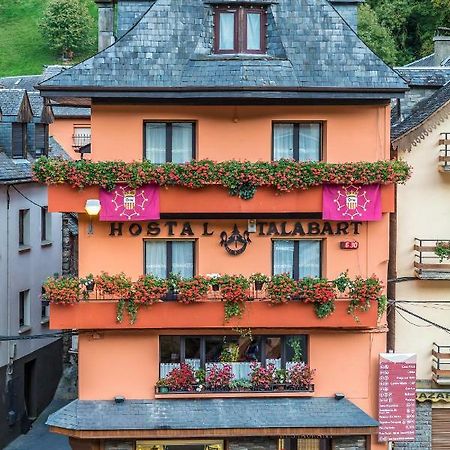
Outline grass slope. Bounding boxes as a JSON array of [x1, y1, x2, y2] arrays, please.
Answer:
[[0, 0, 98, 77]]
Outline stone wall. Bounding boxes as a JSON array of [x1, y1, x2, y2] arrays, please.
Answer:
[[228, 438, 278, 450], [332, 436, 366, 450], [395, 401, 432, 450]]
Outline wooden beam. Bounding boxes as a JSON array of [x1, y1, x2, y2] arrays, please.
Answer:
[[432, 349, 450, 359], [414, 262, 450, 270], [432, 367, 450, 376], [439, 139, 450, 145]]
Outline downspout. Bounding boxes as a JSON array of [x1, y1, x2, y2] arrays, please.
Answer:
[[387, 144, 397, 352]]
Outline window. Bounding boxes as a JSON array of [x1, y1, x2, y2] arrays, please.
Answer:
[[35, 124, 49, 156], [214, 6, 266, 54], [279, 438, 332, 450], [273, 122, 322, 161], [144, 122, 195, 163], [159, 335, 307, 377], [145, 240, 195, 278], [72, 126, 91, 148], [136, 440, 223, 450], [19, 290, 30, 329], [41, 287, 49, 321], [12, 123, 27, 159], [41, 207, 51, 242], [19, 209, 30, 247], [273, 240, 321, 279]]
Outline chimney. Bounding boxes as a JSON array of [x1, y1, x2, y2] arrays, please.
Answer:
[[434, 28, 450, 66], [329, 0, 365, 32], [95, 0, 115, 51]]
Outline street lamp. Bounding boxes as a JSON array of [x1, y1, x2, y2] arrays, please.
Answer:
[[85, 199, 101, 234]]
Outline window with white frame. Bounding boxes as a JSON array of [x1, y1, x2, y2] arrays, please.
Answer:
[[273, 122, 322, 161], [145, 240, 195, 278], [272, 240, 321, 280]]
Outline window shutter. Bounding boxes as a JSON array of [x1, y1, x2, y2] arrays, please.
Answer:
[[12, 123, 24, 158], [35, 124, 46, 156]]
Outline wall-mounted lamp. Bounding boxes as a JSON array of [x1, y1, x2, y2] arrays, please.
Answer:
[[85, 199, 101, 234]]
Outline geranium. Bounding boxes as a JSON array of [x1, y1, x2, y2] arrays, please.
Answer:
[[287, 362, 315, 390], [95, 272, 132, 300], [267, 274, 297, 304], [165, 363, 196, 391], [250, 362, 276, 390], [133, 275, 166, 305], [219, 275, 250, 321], [205, 364, 234, 390], [178, 275, 209, 304], [42, 276, 85, 304], [348, 275, 385, 319], [298, 278, 336, 318]]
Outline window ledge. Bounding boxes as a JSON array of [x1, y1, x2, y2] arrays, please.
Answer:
[[41, 240, 53, 248], [41, 318, 50, 326], [155, 391, 314, 400], [18, 245, 31, 253], [18, 326, 32, 335]]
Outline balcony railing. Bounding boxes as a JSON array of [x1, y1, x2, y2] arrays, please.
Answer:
[[414, 239, 450, 279], [439, 133, 450, 173], [72, 133, 91, 149], [432, 343, 450, 385]]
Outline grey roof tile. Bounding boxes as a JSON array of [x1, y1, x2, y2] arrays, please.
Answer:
[[51, 105, 91, 118], [0, 89, 27, 117], [46, 398, 378, 431], [39, 0, 406, 93], [395, 68, 450, 88]]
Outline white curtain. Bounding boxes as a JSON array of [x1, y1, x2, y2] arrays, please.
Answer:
[[219, 13, 235, 50], [273, 124, 294, 160], [273, 240, 294, 277], [172, 241, 194, 278], [299, 124, 321, 161], [247, 13, 261, 50], [298, 240, 321, 278], [145, 241, 167, 278], [172, 123, 193, 163], [145, 123, 166, 163]]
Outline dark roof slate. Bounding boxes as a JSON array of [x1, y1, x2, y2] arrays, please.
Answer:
[[51, 105, 91, 118], [395, 68, 450, 88], [392, 81, 450, 140], [405, 53, 450, 68], [46, 397, 378, 431], [0, 89, 27, 117], [39, 0, 406, 94], [0, 66, 66, 91]]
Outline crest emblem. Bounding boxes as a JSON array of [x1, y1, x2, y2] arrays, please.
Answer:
[[334, 185, 371, 220], [220, 225, 252, 256], [112, 186, 149, 220]]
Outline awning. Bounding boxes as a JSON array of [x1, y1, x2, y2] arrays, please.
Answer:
[[47, 397, 378, 439]]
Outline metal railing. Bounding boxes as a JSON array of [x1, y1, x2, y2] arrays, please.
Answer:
[[414, 238, 450, 278], [432, 343, 450, 385], [72, 133, 91, 149], [439, 132, 450, 172]]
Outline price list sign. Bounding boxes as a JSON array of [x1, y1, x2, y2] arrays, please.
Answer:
[[378, 353, 416, 442]]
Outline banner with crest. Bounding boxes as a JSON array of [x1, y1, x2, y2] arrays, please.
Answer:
[[99, 184, 160, 222], [322, 184, 381, 222]]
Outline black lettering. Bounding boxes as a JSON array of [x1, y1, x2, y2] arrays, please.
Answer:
[[307, 222, 321, 235], [165, 221, 177, 236], [129, 223, 142, 236], [280, 222, 293, 236], [257, 222, 267, 236], [321, 222, 334, 235], [336, 222, 349, 235], [202, 222, 214, 236], [109, 222, 123, 236], [292, 222, 306, 236], [180, 222, 194, 236], [267, 222, 280, 236], [147, 222, 161, 236], [352, 222, 363, 235]]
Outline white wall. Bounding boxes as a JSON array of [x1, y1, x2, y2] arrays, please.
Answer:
[[0, 183, 62, 368]]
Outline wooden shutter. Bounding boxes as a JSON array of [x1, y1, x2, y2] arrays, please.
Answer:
[[432, 408, 450, 450], [35, 124, 48, 156], [12, 123, 24, 158]]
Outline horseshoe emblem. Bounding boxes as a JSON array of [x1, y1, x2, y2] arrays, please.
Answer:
[[220, 224, 252, 256]]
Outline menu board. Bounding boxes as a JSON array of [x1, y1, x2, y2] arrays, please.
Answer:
[[378, 353, 416, 442]]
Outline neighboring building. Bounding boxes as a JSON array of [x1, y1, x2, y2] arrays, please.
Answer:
[[0, 89, 68, 447], [391, 82, 450, 450], [393, 29, 450, 122], [38, 1, 407, 449]]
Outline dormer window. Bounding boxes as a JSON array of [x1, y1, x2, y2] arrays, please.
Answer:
[[214, 6, 266, 54]]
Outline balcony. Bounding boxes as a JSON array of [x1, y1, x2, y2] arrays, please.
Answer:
[[414, 239, 450, 280], [439, 133, 450, 173], [432, 344, 450, 385]]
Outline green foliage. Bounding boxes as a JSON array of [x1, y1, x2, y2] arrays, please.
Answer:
[[358, 4, 398, 66], [435, 242, 450, 263], [39, 0, 95, 57]]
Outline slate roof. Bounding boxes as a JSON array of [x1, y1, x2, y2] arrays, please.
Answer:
[[46, 397, 378, 431], [395, 68, 450, 88], [0, 66, 67, 91], [405, 53, 450, 68], [51, 105, 91, 118], [0, 89, 27, 117], [392, 81, 450, 140], [27, 92, 45, 117], [0, 136, 70, 183], [39, 0, 407, 99]]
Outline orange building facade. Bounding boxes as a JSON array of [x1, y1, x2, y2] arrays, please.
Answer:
[[37, 1, 409, 450]]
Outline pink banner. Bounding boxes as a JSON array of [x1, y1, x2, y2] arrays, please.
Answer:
[[322, 184, 382, 221], [99, 184, 160, 222]]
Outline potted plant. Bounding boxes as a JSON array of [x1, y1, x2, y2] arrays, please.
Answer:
[[156, 378, 169, 394], [165, 272, 181, 301], [207, 273, 221, 292], [348, 275, 384, 319], [267, 274, 297, 304], [273, 368, 287, 391], [165, 363, 196, 392], [249, 273, 269, 291], [205, 364, 234, 391], [230, 379, 252, 392], [42, 276, 85, 304], [249, 362, 276, 391], [298, 278, 337, 319], [287, 362, 315, 391], [133, 275, 166, 305], [220, 275, 250, 321], [435, 241, 450, 262], [195, 368, 206, 392], [81, 274, 95, 293], [219, 343, 240, 363], [95, 272, 133, 300], [178, 275, 209, 304]]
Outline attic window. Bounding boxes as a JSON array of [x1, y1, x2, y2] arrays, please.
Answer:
[[214, 6, 266, 54]]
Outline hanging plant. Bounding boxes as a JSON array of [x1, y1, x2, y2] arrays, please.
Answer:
[[348, 275, 384, 320], [435, 241, 450, 262], [178, 275, 209, 304], [267, 274, 297, 304], [42, 276, 86, 304], [133, 275, 167, 305], [298, 278, 337, 319]]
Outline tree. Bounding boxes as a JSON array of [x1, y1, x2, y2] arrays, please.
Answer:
[[358, 4, 398, 66], [39, 0, 95, 59]]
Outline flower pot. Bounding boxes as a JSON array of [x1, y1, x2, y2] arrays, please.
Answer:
[[85, 279, 95, 292], [211, 283, 220, 292], [158, 386, 169, 394], [254, 281, 265, 291], [164, 289, 178, 301], [41, 300, 50, 307]]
